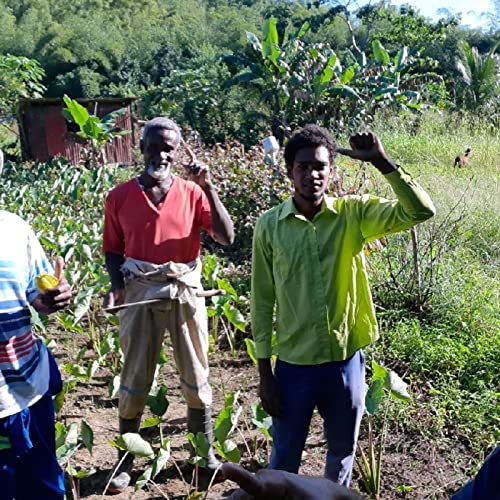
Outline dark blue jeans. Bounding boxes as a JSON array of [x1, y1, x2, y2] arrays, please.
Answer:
[[0, 352, 64, 500], [269, 350, 365, 487], [451, 446, 500, 500]]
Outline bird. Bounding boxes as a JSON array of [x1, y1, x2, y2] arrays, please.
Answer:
[[454, 147, 472, 167]]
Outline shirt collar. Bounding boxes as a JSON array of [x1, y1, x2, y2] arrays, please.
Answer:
[[279, 195, 338, 220]]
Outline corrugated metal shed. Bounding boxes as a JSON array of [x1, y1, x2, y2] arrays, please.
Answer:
[[18, 97, 137, 166]]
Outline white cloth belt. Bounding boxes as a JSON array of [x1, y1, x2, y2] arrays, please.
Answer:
[[121, 257, 203, 313]]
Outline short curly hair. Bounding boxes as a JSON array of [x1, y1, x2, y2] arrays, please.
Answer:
[[284, 124, 337, 168], [143, 117, 182, 142]]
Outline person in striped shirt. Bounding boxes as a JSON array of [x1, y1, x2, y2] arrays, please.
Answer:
[[0, 210, 72, 499]]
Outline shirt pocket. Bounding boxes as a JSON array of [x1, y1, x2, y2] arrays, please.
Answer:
[[272, 242, 306, 285]]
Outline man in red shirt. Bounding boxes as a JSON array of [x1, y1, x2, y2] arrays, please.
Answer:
[[103, 117, 234, 492]]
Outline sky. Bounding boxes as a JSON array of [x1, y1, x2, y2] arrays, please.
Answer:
[[389, 0, 493, 28]]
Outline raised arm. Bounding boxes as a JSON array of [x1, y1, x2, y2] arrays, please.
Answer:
[[336, 132, 435, 241], [187, 161, 235, 246]]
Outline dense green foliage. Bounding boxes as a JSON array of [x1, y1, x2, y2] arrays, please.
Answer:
[[1, 112, 498, 459], [0, 0, 498, 493], [0, 0, 498, 145]]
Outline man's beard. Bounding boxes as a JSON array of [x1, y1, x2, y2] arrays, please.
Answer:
[[147, 163, 171, 180]]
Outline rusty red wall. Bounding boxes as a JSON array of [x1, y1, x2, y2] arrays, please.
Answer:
[[20, 100, 136, 166]]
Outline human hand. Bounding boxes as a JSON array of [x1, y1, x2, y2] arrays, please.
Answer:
[[103, 288, 126, 310], [186, 161, 212, 189], [182, 140, 212, 189], [33, 257, 73, 315], [259, 374, 283, 418], [222, 463, 362, 500], [336, 132, 396, 173]]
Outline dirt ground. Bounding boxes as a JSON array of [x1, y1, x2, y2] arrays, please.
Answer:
[[55, 342, 473, 500]]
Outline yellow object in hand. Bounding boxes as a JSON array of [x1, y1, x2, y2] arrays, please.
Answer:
[[35, 274, 59, 293]]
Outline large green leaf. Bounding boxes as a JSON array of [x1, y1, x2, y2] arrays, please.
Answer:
[[365, 378, 385, 416], [81, 420, 94, 455], [82, 116, 104, 141], [151, 443, 171, 478], [142, 417, 161, 429], [394, 47, 408, 70], [262, 17, 280, 64], [372, 40, 390, 66], [219, 439, 241, 463], [72, 287, 95, 325], [135, 467, 152, 490], [187, 432, 210, 458], [147, 385, 169, 417], [56, 422, 79, 463], [111, 433, 154, 458], [246, 31, 262, 53], [215, 407, 233, 443], [251, 401, 272, 439], [223, 303, 246, 332], [340, 65, 356, 84], [216, 277, 238, 300], [244, 338, 257, 365], [63, 95, 89, 128], [371, 361, 388, 383], [387, 370, 411, 401], [320, 53, 338, 85]]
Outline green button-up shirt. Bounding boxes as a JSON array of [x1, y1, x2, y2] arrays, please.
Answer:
[[251, 168, 435, 364]]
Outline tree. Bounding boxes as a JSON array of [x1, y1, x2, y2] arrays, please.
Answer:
[[0, 54, 46, 116], [455, 40, 499, 110]]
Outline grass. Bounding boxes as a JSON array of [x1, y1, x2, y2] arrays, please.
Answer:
[[348, 111, 500, 458]]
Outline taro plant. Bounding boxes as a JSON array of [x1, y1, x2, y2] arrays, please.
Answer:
[[250, 401, 273, 466], [135, 439, 172, 493], [357, 361, 411, 500], [202, 254, 247, 357], [107, 433, 155, 495], [213, 391, 243, 464], [186, 391, 242, 494], [56, 419, 95, 500], [134, 385, 173, 494]]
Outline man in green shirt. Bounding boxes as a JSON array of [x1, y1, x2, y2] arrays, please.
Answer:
[[251, 125, 435, 486]]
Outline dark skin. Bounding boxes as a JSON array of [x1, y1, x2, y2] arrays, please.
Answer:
[[222, 463, 363, 500], [259, 131, 398, 417], [104, 126, 235, 308], [31, 257, 72, 315]]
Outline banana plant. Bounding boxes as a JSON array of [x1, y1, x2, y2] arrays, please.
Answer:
[[62, 94, 130, 167], [225, 18, 439, 134]]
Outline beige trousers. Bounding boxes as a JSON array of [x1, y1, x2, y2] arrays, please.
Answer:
[[118, 267, 212, 420]]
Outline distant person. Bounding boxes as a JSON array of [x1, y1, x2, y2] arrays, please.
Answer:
[[251, 126, 435, 485], [0, 211, 72, 499], [102, 117, 234, 492]]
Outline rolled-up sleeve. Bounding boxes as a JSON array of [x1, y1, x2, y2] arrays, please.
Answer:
[[251, 215, 275, 359]]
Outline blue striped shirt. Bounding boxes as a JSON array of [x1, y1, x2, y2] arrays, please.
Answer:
[[0, 211, 53, 418]]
